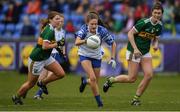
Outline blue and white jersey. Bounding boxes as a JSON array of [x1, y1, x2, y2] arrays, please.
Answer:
[[52, 28, 66, 53], [75, 24, 115, 60]]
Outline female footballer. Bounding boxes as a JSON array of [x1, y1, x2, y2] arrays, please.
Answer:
[[33, 15, 66, 100], [12, 11, 65, 105], [75, 11, 116, 107], [103, 2, 163, 106]]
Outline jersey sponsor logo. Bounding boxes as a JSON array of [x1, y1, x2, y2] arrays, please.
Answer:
[[138, 31, 156, 39]]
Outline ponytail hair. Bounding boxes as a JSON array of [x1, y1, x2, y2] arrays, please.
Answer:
[[40, 18, 49, 31]]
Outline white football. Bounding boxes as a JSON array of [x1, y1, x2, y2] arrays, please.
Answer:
[[86, 35, 101, 49]]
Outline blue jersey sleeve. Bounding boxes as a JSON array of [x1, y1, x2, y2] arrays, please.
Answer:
[[98, 26, 114, 46], [75, 24, 87, 39]]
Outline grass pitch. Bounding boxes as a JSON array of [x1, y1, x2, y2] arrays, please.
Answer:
[[0, 71, 180, 111]]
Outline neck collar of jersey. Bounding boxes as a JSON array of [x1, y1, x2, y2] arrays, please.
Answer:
[[49, 24, 55, 30], [87, 25, 98, 35], [149, 17, 160, 26]]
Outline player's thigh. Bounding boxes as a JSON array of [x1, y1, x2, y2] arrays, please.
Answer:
[[141, 57, 153, 76], [46, 61, 65, 76], [38, 68, 48, 80], [81, 60, 95, 78], [27, 71, 39, 85], [128, 60, 139, 78]]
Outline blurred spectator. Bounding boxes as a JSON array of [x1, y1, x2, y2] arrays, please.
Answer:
[[0, 0, 180, 40], [3, 1, 22, 24], [46, 0, 59, 12], [163, 0, 175, 35], [121, 11, 134, 33], [65, 20, 75, 33], [102, 0, 112, 11], [21, 15, 35, 36], [3, 3, 14, 24], [26, 0, 41, 15], [103, 10, 114, 31], [134, 1, 149, 23], [173, 0, 180, 34]]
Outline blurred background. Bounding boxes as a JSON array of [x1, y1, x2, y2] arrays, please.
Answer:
[[0, 0, 180, 74]]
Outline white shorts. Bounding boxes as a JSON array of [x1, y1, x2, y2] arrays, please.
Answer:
[[28, 56, 55, 75], [126, 50, 152, 63]]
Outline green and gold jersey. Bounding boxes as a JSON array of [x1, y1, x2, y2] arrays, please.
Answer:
[[127, 18, 162, 55], [30, 24, 55, 61]]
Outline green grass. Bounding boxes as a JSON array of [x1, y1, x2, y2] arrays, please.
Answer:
[[0, 71, 180, 111]]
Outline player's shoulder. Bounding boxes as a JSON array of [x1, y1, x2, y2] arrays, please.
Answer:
[[98, 25, 108, 33], [137, 18, 148, 24], [80, 24, 88, 31], [41, 24, 54, 35], [45, 24, 54, 31]]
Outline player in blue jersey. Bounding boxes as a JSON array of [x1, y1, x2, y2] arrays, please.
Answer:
[[75, 10, 116, 107]]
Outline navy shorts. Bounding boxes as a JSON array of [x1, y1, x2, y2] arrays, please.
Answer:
[[79, 55, 101, 68]]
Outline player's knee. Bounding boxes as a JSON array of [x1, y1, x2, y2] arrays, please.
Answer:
[[56, 71, 65, 79], [90, 76, 96, 83], [145, 73, 153, 80]]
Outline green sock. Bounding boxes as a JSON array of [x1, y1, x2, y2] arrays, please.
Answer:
[[133, 95, 140, 100]]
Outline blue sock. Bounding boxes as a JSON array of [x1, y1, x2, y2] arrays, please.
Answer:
[[95, 95, 103, 107], [35, 88, 43, 96], [82, 77, 87, 84]]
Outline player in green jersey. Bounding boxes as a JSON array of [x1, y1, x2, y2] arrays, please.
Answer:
[[34, 14, 66, 100], [12, 11, 65, 105], [103, 2, 163, 106]]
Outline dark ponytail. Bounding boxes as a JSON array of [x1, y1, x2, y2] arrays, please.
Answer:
[[40, 18, 49, 31]]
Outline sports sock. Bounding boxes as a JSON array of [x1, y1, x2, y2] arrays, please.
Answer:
[[109, 77, 115, 83], [82, 77, 87, 84], [95, 95, 103, 106], [35, 88, 43, 96], [133, 94, 140, 100]]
